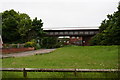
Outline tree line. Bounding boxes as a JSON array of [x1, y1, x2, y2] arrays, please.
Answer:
[[1, 9, 62, 49], [90, 2, 120, 45]]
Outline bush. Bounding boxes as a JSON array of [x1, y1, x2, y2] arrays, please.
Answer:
[[12, 44, 18, 48], [24, 40, 41, 50], [55, 42, 65, 48], [41, 37, 64, 49], [3, 44, 9, 48], [34, 43, 41, 50], [24, 42, 36, 48]]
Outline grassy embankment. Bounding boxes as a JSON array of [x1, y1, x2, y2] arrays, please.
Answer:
[[2, 46, 119, 78]]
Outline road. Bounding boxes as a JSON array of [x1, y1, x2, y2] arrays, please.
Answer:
[[1, 49, 56, 58]]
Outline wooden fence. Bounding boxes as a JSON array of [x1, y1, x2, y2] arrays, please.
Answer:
[[0, 68, 119, 78], [3, 44, 25, 48]]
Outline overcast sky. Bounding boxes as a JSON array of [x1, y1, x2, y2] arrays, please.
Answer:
[[0, 0, 119, 29]]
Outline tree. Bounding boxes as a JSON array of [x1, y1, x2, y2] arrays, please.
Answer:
[[2, 9, 20, 43], [0, 13, 2, 35], [2, 9, 44, 43], [17, 13, 32, 42], [90, 2, 120, 45], [28, 17, 44, 43]]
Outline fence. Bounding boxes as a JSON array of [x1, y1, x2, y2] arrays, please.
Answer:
[[0, 68, 119, 78], [2, 43, 37, 49], [3, 44, 25, 48]]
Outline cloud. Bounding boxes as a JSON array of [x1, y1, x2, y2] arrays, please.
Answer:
[[1, 0, 119, 29]]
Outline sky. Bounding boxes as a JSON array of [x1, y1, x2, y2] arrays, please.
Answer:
[[0, 0, 119, 30]]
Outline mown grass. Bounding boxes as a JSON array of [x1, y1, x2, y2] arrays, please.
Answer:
[[2, 46, 119, 78]]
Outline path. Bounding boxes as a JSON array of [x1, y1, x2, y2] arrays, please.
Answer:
[[1, 49, 56, 58]]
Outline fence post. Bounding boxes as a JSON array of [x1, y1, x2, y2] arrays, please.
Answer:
[[23, 68, 27, 78], [17, 43, 20, 48], [74, 68, 77, 77]]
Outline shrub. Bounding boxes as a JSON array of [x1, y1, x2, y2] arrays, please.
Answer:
[[34, 43, 41, 50], [3, 44, 9, 48], [24, 40, 41, 50], [24, 42, 36, 48], [12, 44, 18, 48]]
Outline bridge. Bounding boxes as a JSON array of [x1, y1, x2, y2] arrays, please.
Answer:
[[44, 27, 99, 46]]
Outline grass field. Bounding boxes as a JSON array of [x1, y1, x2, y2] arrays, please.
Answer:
[[2, 46, 119, 78]]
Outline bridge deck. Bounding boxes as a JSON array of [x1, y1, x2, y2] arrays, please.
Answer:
[[44, 29, 99, 36]]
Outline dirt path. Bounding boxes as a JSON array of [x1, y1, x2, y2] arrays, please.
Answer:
[[1, 49, 56, 58]]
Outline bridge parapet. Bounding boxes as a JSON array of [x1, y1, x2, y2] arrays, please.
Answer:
[[44, 29, 99, 36]]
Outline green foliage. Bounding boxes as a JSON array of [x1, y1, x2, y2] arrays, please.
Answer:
[[24, 39, 41, 50], [0, 13, 2, 35], [2, 9, 21, 43], [24, 41, 36, 48], [42, 37, 58, 48], [3, 44, 9, 48], [55, 41, 64, 48], [90, 2, 120, 45], [41, 37, 63, 49], [17, 13, 32, 42], [35, 43, 41, 50], [11, 44, 18, 48], [28, 17, 44, 42], [1, 9, 44, 43]]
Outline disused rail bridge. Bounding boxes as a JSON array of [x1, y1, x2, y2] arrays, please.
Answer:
[[44, 29, 99, 36], [44, 28, 99, 46]]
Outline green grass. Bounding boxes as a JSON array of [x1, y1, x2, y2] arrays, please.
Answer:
[[2, 46, 119, 78]]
